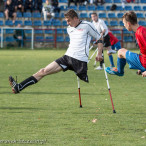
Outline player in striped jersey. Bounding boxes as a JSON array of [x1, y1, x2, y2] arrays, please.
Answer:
[[9, 9, 103, 94]]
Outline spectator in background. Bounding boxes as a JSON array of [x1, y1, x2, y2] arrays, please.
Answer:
[[13, 23, 26, 47], [34, 0, 42, 13], [42, 0, 54, 20], [0, 0, 5, 12], [51, 0, 60, 14], [15, 0, 24, 13], [79, 0, 89, 6], [4, 0, 16, 23], [68, 0, 78, 8], [94, 0, 105, 6], [24, 0, 34, 13]]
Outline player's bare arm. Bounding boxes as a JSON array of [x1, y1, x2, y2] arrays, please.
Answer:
[[96, 37, 103, 62]]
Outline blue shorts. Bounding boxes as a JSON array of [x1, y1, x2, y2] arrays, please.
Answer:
[[126, 50, 146, 72], [111, 41, 121, 51]]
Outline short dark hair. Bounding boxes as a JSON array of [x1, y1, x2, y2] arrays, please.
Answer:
[[122, 11, 137, 25], [64, 9, 78, 19], [91, 13, 98, 16]]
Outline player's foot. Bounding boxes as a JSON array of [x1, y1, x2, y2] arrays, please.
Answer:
[[105, 67, 124, 76], [108, 50, 117, 54], [95, 66, 103, 70], [9, 76, 20, 94]]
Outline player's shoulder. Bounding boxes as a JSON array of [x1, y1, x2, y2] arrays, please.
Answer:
[[81, 20, 95, 28], [136, 26, 146, 34]]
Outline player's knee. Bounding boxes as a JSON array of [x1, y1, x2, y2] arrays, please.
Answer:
[[118, 48, 127, 58], [107, 51, 110, 56], [39, 68, 46, 76]]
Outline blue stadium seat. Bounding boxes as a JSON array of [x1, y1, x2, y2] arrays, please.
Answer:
[[43, 20, 51, 26], [143, 6, 146, 11], [119, 21, 124, 26], [0, 12, 4, 18], [141, 0, 146, 3], [124, 36, 133, 42], [80, 13, 88, 18], [134, 6, 142, 11], [97, 5, 105, 11], [5, 20, 13, 26], [99, 13, 107, 18], [60, 5, 68, 11], [45, 36, 54, 42], [15, 20, 23, 26], [125, 6, 133, 11], [111, 30, 121, 34], [123, 28, 131, 34], [17, 12, 22, 18], [105, 0, 112, 3], [56, 28, 63, 34], [26, 36, 31, 42], [87, 5, 96, 11], [116, 6, 123, 11], [23, 12, 31, 18], [117, 13, 124, 18], [62, 20, 67, 26], [44, 29, 54, 34], [25, 30, 32, 34], [110, 20, 118, 26], [108, 13, 116, 18], [60, 13, 64, 18], [106, 6, 111, 11], [63, 28, 67, 34], [34, 29, 43, 34], [68, 5, 77, 10], [113, 0, 121, 3], [5, 36, 15, 42], [117, 36, 121, 41], [65, 36, 70, 42], [136, 13, 144, 18], [104, 20, 109, 26], [33, 20, 42, 26], [138, 20, 146, 26], [59, 0, 68, 3], [54, 13, 60, 18], [78, 6, 87, 11], [24, 20, 32, 26], [0, 20, 3, 26], [32, 12, 41, 18], [5, 29, 14, 34], [35, 36, 44, 42], [52, 19, 61, 26], [56, 36, 64, 42]]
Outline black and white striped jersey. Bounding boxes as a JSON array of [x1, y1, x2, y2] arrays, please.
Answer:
[[65, 20, 101, 62], [92, 19, 108, 37]]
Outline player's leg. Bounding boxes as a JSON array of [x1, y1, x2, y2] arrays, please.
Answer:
[[33, 61, 62, 81], [9, 61, 62, 93], [105, 48, 132, 76]]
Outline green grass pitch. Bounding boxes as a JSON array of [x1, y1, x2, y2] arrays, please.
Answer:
[[0, 49, 146, 146]]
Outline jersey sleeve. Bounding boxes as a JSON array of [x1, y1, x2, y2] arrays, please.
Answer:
[[100, 20, 107, 31], [87, 22, 101, 40]]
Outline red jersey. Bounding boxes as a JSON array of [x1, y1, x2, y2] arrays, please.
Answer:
[[108, 32, 119, 46], [135, 26, 146, 68]]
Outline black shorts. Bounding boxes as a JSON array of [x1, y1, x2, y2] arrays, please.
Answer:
[[103, 33, 111, 47], [55, 55, 89, 82]]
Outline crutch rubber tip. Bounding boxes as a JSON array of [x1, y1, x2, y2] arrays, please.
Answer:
[[80, 105, 82, 108], [113, 110, 116, 113]]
